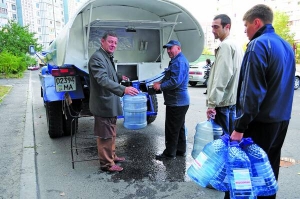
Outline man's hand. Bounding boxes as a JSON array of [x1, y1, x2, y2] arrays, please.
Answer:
[[230, 130, 244, 141], [122, 75, 130, 81], [124, 86, 139, 96], [153, 82, 161, 91], [206, 108, 216, 119]]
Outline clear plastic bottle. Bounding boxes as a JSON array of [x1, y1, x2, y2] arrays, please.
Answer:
[[191, 119, 223, 159], [209, 161, 229, 191], [227, 141, 256, 199], [123, 81, 147, 130], [187, 135, 229, 187], [241, 139, 278, 196]]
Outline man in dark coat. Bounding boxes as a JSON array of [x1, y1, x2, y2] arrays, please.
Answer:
[[88, 31, 138, 172]]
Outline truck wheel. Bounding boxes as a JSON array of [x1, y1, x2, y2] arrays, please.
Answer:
[[45, 101, 64, 138], [147, 94, 158, 124], [63, 100, 81, 136]]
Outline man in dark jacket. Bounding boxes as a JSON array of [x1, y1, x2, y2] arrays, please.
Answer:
[[227, 4, 295, 199], [153, 40, 190, 160], [88, 31, 138, 172]]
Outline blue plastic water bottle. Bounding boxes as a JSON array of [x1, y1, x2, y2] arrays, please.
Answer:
[[227, 141, 256, 199], [191, 119, 223, 159], [241, 138, 278, 196], [209, 161, 229, 191], [187, 135, 229, 187], [123, 81, 147, 130]]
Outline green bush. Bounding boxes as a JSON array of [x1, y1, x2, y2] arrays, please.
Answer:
[[0, 51, 33, 76]]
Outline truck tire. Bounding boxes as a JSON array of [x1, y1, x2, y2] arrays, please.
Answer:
[[189, 81, 197, 87], [147, 94, 158, 124], [63, 100, 81, 136], [45, 101, 64, 138]]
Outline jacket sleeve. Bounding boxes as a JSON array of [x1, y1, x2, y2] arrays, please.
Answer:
[[89, 53, 125, 97], [207, 43, 234, 108], [234, 49, 268, 133]]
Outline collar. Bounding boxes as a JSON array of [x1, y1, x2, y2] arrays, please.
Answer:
[[250, 25, 267, 41], [100, 47, 114, 59], [171, 52, 182, 61]]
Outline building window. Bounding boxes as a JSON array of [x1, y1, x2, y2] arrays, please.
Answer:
[[12, 4, 16, 10], [38, 28, 41, 32], [13, 14, 17, 19], [37, 11, 39, 16], [36, 3, 39, 8]]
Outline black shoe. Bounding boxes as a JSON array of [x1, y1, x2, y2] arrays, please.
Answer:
[[176, 151, 186, 157], [155, 153, 176, 160], [203, 91, 207, 94]]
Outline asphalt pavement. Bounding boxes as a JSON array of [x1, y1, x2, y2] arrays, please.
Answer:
[[1, 67, 300, 199], [0, 71, 37, 199]]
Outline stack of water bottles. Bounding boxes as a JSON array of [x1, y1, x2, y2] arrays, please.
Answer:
[[241, 138, 278, 196], [187, 135, 278, 198]]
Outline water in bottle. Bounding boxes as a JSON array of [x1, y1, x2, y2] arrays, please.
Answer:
[[123, 81, 147, 130], [241, 139, 278, 196], [227, 141, 256, 199], [209, 162, 229, 191], [187, 135, 229, 187], [191, 119, 223, 159]]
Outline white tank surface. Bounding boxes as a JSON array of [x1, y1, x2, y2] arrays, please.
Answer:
[[45, 0, 205, 80]]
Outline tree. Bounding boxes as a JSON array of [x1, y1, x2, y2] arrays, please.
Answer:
[[202, 47, 213, 55], [0, 21, 42, 56], [273, 11, 295, 46], [0, 21, 41, 76]]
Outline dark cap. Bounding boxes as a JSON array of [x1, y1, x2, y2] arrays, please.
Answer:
[[163, 40, 181, 48]]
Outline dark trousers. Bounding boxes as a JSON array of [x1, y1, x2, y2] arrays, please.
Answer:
[[224, 120, 289, 199], [215, 105, 236, 135], [163, 105, 189, 157]]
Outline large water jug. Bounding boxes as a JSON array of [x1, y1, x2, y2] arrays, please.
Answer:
[[187, 135, 229, 187], [241, 138, 278, 196], [209, 161, 229, 191], [123, 81, 147, 130], [191, 119, 223, 159], [227, 141, 256, 199]]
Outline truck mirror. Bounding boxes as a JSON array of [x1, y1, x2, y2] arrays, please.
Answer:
[[29, 45, 36, 55]]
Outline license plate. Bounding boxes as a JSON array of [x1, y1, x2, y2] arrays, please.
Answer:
[[55, 76, 76, 92]]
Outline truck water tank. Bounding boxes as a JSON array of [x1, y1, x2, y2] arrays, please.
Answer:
[[123, 81, 147, 130]]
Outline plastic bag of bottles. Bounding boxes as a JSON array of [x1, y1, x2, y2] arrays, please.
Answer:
[[240, 138, 278, 196], [187, 134, 229, 187]]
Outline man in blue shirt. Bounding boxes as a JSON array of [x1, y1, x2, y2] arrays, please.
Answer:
[[153, 40, 190, 160]]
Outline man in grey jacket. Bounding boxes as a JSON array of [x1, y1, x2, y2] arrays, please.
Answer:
[[206, 14, 244, 135], [88, 31, 138, 172]]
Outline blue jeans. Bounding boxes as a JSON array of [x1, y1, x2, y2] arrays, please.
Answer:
[[214, 105, 236, 135]]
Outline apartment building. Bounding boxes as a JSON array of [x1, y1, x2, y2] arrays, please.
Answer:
[[0, 0, 83, 49]]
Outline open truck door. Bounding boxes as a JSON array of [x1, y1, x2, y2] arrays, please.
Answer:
[[39, 0, 204, 138]]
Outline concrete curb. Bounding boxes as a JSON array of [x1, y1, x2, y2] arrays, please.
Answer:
[[19, 72, 39, 199]]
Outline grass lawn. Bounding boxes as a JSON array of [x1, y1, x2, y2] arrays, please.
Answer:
[[0, 85, 12, 102]]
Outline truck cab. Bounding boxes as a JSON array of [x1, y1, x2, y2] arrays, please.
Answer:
[[39, 0, 204, 138]]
